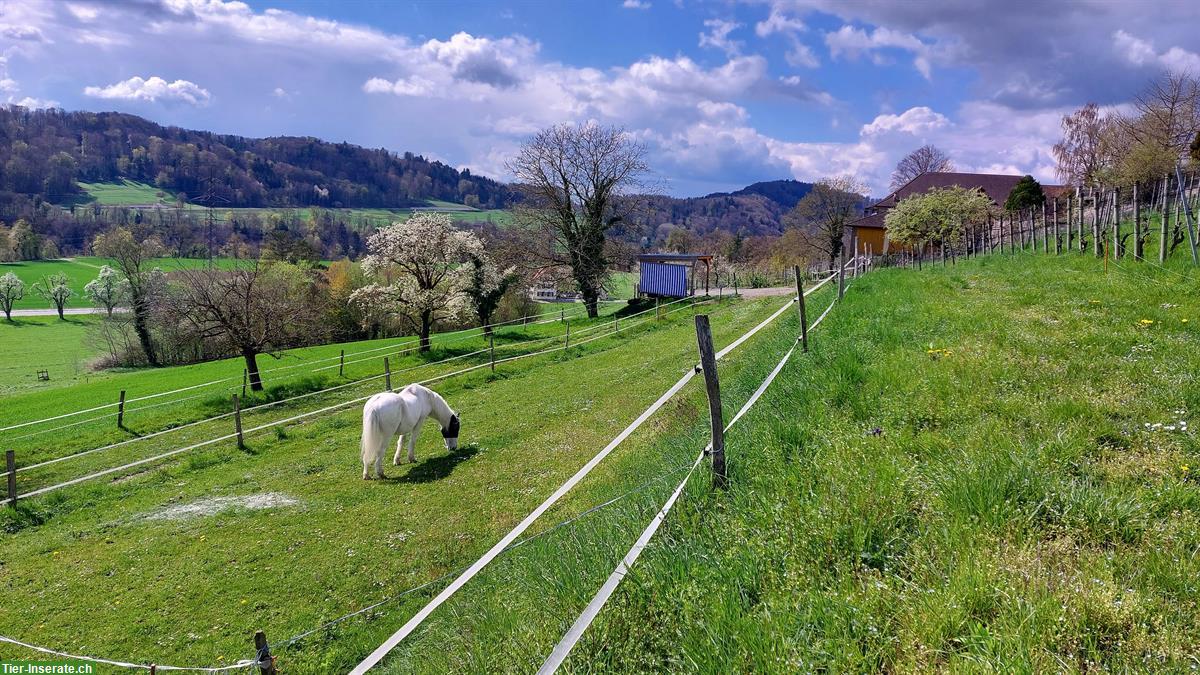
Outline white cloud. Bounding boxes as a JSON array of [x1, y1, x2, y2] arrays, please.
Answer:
[[622, 0, 651, 9], [755, 9, 805, 38], [0, 24, 46, 42], [83, 76, 211, 105], [861, 106, 949, 136], [1114, 30, 1200, 73], [10, 96, 59, 109], [65, 3, 100, 22], [698, 19, 741, 57], [825, 24, 936, 79]]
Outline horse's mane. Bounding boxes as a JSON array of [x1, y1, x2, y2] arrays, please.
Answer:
[[406, 384, 455, 422]]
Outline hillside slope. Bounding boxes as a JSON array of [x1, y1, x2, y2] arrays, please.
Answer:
[[0, 106, 513, 210]]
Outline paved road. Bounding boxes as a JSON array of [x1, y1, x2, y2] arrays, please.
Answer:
[[9, 307, 110, 317]]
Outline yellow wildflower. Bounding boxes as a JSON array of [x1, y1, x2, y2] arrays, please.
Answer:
[[1138, 319, 1155, 327]]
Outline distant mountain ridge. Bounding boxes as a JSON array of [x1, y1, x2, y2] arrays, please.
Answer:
[[0, 105, 818, 243], [704, 179, 815, 210], [0, 106, 513, 210]]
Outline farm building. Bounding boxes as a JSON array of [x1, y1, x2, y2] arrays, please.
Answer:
[[637, 253, 713, 298], [849, 172, 1065, 255]]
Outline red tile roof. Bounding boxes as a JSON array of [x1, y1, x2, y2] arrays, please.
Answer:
[[851, 171, 1065, 230]]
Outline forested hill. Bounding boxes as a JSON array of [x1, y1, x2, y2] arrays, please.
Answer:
[[0, 106, 513, 210], [706, 179, 814, 209], [629, 180, 815, 238]]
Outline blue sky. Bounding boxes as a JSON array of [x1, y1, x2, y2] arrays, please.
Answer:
[[1, 0, 1197, 196]]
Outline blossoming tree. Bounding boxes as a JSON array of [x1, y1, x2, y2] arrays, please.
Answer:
[[351, 213, 480, 352]]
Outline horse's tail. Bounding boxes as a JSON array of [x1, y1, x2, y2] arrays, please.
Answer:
[[361, 397, 387, 462]]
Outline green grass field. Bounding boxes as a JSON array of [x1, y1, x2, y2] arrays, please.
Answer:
[[0, 293, 785, 672], [77, 180, 176, 206], [4, 246, 1200, 672], [0, 315, 105, 389], [62, 181, 514, 228], [0, 256, 246, 311]]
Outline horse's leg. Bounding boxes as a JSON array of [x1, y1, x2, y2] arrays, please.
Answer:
[[376, 451, 385, 479], [407, 426, 421, 464], [393, 434, 406, 465]]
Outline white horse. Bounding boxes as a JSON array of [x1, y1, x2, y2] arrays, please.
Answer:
[[360, 384, 460, 480]]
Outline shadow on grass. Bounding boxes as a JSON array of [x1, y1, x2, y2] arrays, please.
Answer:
[[393, 443, 481, 484]]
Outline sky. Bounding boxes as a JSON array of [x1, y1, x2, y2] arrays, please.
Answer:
[[0, 0, 1198, 197]]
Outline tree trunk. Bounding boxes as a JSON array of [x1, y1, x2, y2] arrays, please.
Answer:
[[582, 287, 600, 319], [243, 349, 263, 391], [56, 302, 64, 320], [131, 291, 159, 367], [420, 310, 432, 352]]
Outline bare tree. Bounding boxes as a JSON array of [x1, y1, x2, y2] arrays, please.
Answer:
[[93, 228, 164, 366], [890, 145, 954, 190], [1122, 71, 1200, 159], [783, 175, 866, 271], [1053, 103, 1113, 186], [160, 262, 324, 391], [508, 123, 649, 318]]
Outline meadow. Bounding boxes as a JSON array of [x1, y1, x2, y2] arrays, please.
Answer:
[[3, 243, 1199, 672], [0, 292, 797, 672], [63, 180, 514, 228], [0, 256, 246, 311]]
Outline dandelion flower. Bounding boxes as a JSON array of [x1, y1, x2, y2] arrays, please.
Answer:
[[1138, 319, 1155, 327]]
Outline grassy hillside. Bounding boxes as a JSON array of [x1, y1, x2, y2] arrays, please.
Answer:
[[0, 294, 794, 672], [5, 250, 1198, 672], [0, 256, 246, 311], [69, 180, 514, 227], [77, 179, 176, 206], [538, 253, 1199, 672], [0, 314, 104, 388]]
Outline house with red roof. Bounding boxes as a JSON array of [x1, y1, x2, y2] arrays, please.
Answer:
[[850, 172, 1065, 255]]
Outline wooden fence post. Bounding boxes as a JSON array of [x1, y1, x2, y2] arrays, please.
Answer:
[[1053, 197, 1061, 255], [489, 333, 495, 373], [1112, 187, 1121, 259], [6, 450, 15, 508], [1042, 200, 1049, 254], [254, 630, 278, 675], [838, 246, 845, 299], [232, 394, 244, 450], [1174, 164, 1199, 264], [383, 357, 391, 391], [693, 315, 726, 489], [1160, 175, 1170, 263], [339, 349, 345, 377], [1133, 182, 1142, 260], [564, 321, 570, 351], [117, 389, 127, 428], [793, 265, 808, 352]]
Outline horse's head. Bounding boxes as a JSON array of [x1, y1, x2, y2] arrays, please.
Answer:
[[441, 414, 460, 451]]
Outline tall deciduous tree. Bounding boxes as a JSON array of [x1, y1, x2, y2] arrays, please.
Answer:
[[508, 123, 648, 318], [84, 265, 128, 317], [890, 145, 954, 190], [0, 271, 23, 320], [465, 252, 518, 337], [93, 227, 164, 366], [782, 175, 866, 271], [33, 272, 72, 319], [160, 262, 324, 391], [351, 213, 478, 352], [1052, 103, 1114, 186]]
